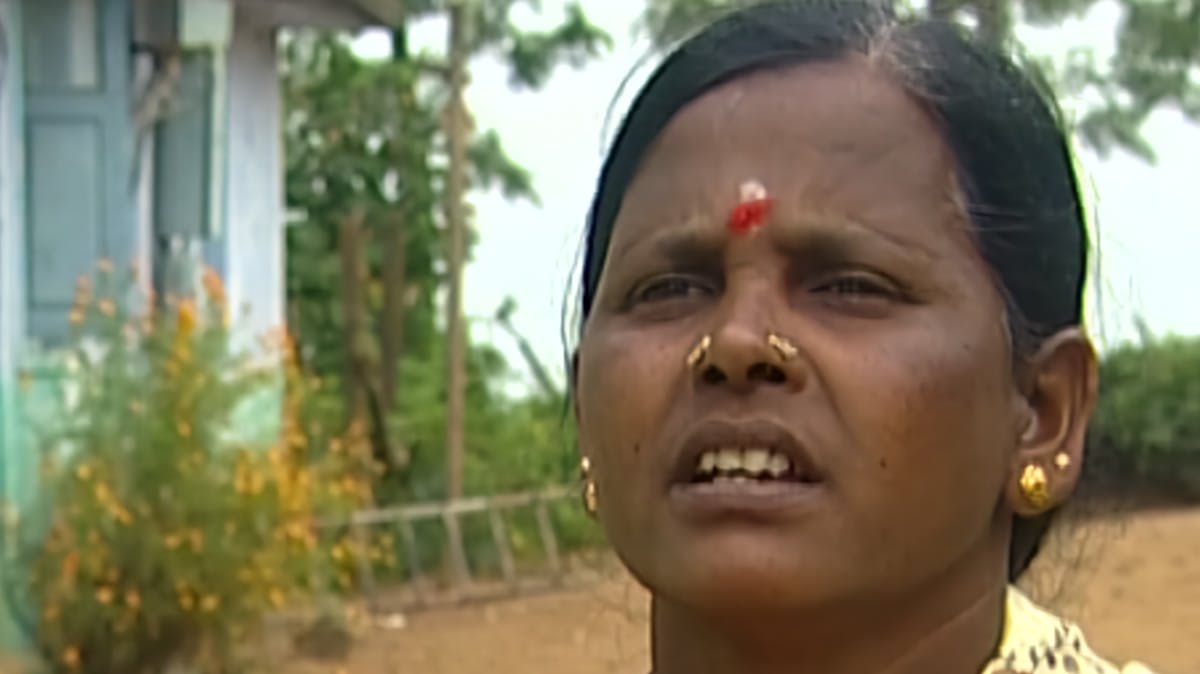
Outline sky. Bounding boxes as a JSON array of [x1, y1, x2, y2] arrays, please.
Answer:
[[354, 1, 1200, 390]]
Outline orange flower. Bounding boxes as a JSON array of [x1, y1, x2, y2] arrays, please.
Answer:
[[124, 589, 141, 610], [201, 594, 220, 612], [176, 298, 198, 338], [68, 309, 86, 326], [98, 299, 116, 317], [60, 551, 79, 582], [202, 266, 226, 307], [95, 586, 115, 605], [62, 646, 81, 669]]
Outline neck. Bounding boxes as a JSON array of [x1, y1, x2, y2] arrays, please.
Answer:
[[650, 563, 1008, 674]]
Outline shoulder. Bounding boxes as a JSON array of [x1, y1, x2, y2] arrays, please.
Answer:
[[985, 586, 1160, 674]]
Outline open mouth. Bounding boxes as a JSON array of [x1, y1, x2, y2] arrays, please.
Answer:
[[689, 446, 820, 485]]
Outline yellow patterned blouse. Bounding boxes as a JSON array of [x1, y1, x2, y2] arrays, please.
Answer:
[[983, 587, 1158, 674]]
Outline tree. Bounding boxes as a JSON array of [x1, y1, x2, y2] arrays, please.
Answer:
[[639, 0, 1200, 162], [443, 1, 472, 501], [283, 3, 609, 502]]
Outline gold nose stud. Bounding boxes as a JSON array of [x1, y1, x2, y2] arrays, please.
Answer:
[[687, 334, 713, 369], [767, 333, 798, 362]]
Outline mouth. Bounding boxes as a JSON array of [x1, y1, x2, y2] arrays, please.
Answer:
[[668, 418, 825, 515], [672, 418, 822, 485]]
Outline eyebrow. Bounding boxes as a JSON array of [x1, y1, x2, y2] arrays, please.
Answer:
[[608, 211, 938, 272], [770, 215, 938, 264]]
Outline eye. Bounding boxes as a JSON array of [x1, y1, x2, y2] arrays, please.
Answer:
[[812, 275, 895, 298], [629, 275, 715, 306]]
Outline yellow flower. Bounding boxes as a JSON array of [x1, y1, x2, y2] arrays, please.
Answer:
[[95, 586, 114, 604], [74, 463, 92, 481], [176, 420, 192, 438], [68, 308, 86, 325], [114, 507, 133, 526], [124, 590, 141, 610], [268, 588, 286, 608], [98, 299, 116, 317], [165, 534, 182, 550], [96, 258, 114, 273], [176, 298, 197, 339], [178, 590, 195, 611], [201, 594, 220, 613], [62, 646, 81, 669]]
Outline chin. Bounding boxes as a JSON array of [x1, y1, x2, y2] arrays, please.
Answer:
[[631, 536, 852, 616]]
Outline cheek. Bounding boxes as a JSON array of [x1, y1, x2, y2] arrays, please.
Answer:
[[576, 324, 678, 475], [823, 319, 1015, 512]]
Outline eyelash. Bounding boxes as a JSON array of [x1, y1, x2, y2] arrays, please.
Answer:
[[629, 275, 715, 306], [810, 274, 898, 299], [624, 271, 907, 314]]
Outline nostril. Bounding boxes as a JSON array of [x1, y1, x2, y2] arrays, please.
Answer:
[[747, 362, 787, 384], [701, 366, 727, 385]]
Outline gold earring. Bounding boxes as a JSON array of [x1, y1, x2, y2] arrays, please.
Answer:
[[1018, 464, 1051, 510], [687, 334, 712, 369], [580, 457, 598, 516], [767, 332, 798, 362], [1054, 452, 1072, 471]]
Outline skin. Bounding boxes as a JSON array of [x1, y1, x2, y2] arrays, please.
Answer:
[[573, 58, 1098, 674]]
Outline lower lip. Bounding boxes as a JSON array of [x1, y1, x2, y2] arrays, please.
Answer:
[[668, 479, 826, 518]]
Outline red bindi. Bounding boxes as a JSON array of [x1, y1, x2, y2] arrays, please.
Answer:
[[728, 180, 774, 234]]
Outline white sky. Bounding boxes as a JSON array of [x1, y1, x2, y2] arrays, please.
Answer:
[[354, 1, 1200, 390]]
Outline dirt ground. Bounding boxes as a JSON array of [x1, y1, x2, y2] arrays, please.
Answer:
[[286, 505, 1200, 674]]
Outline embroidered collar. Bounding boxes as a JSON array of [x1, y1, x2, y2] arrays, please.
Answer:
[[982, 586, 1156, 674]]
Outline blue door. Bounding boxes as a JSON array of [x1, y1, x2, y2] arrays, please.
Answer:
[[23, 0, 134, 344]]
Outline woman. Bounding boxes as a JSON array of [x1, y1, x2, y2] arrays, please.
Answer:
[[570, 2, 1158, 673]]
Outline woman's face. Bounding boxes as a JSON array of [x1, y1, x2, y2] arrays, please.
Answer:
[[574, 60, 1030, 613]]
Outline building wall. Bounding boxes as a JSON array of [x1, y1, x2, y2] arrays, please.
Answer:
[[0, 0, 31, 652], [216, 6, 284, 347]]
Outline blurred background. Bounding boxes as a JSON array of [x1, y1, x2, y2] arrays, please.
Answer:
[[0, 0, 1197, 672]]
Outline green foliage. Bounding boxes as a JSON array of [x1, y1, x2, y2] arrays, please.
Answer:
[[638, 0, 1200, 161], [501, 3, 613, 88], [20, 266, 377, 674], [1091, 336, 1200, 482]]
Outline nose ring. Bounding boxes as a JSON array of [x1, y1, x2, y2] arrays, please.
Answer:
[[686, 334, 712, 369], [767, 333, 798, 362]]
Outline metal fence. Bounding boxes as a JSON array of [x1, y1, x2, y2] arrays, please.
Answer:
[[316, 486, 578, 612]]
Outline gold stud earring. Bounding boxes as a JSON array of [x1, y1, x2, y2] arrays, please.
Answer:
[[580, 457, 598, 516], [687, 334, 712, 369], [1054, 452, 1072, 471], [1018, 463, 1051, 510], [767, 332, 798, 362]]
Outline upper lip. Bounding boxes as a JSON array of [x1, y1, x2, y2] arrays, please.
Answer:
[[669, 417, 823, 485]]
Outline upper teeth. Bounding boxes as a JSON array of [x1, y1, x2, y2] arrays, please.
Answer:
[[697, 447, 792, 478]]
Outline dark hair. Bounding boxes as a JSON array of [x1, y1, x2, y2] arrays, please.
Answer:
[[578, 0, 1089, 580]]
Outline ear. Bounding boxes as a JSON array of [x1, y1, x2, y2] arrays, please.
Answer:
[[1005, 328, 1098, 517]]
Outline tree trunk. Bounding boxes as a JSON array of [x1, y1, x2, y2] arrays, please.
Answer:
[[442, 0, 472, 500], [381, 25, 412, 412], [380, 213, 409, 409], [339, 210, 370, 426]]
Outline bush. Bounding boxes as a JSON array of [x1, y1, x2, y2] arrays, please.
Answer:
[[1091, 335, 1200, 493], [21, 263, 383, 674]]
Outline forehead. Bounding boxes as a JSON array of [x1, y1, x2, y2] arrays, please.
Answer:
[[611, 58, 967, 254]]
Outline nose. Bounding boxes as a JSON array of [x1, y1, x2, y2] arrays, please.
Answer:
[[696, 286, 806, 394]]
